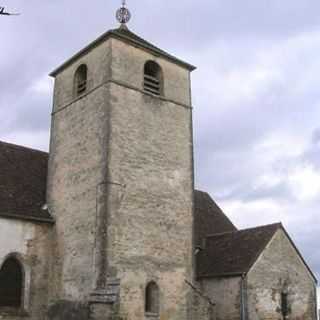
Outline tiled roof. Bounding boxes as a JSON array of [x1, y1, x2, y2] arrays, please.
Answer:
[[0, 141, 53, 223], [50, 26, 196, 77], [197, 223, 281, 278], [194, 190, 237, 246]]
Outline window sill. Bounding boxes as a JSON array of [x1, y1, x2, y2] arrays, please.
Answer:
[[74, 90, 88, 99], [143, 90, 163, 99], [0, 307, 29, 317], [145, 312, 159, 318]]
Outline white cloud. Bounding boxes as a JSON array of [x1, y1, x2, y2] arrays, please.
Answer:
[[29, 75, 53, 95], [222, 198, 283, 229], [255, 131, 307, 160], [289, 165, 320, 202]]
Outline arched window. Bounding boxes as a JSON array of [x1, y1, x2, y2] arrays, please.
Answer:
[[74, 64, 88, 96], [0, 257, 24, 308], [144, 61, 163, 96], [145, 281, 160, 315]]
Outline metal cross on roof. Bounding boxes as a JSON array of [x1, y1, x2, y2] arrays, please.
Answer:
[[116, 0, 131, 25]]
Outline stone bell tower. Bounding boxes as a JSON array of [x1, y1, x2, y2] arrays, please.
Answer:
[[47, 2, 196, 319]]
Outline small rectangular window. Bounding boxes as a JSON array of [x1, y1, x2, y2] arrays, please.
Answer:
[[145, 281, 160, 315], [281, 292, 288, 317]]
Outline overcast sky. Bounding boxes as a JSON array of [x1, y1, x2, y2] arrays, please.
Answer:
[[1, 0, 319, 293]]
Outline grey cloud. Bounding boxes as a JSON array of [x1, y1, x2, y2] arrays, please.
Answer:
[[228, 181, 293, 204], [294, 128, 320, 169]]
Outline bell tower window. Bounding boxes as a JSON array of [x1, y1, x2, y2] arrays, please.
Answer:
[[74, 64, 88, 97], [144, 61, 162, 96]]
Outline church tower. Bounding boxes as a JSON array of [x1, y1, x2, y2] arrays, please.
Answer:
[[47, 3, 196, 319]]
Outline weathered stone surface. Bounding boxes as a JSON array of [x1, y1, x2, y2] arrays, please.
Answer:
[[47, 300, 89, 320], [102, 38, 194, 320], [47, 30, 194, 320], [89, 278, 121, 304], [194, 277, 242, 320], [247, 229, 317, 320], [0, 219, 53, 320], [192, 229, 317, 320]]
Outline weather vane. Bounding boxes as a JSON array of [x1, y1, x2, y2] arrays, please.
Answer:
[[116, 0, 131, 25], [0, 6, 20, 16]]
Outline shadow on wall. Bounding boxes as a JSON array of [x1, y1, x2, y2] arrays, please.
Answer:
[[47, 301, 89, 320]]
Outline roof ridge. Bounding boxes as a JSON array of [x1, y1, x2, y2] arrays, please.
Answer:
[[205, 222, 282, 239], [110, 27, 166, 54], [110, 27, 196, 70], [0, 140, 48, 155], [194, 189, 206, 193]]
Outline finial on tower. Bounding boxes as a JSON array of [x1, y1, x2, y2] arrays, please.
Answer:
[[116, 0, 131, 26]]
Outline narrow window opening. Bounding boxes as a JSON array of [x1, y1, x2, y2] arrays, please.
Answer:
[[145, 281, 160, 315], [0, 257, 23, 308], [281, 292, 289, 318], [144, 61, 162, 96], [74, 64, 88, 96]]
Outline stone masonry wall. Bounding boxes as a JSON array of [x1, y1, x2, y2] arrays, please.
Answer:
[[47, 32, 196, 320], [247, 229, 317, 320], [0, 218, 52, 320], [47, 39, 113, 312], [192, 277, 242, 320], [103, 38, 194, 320]]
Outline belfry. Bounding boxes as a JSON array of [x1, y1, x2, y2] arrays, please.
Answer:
[[47, 1, 195, 318], [0, 2, 317, 320]]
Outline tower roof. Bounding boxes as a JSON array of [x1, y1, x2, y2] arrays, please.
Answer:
[[50, 26, 196, 77]]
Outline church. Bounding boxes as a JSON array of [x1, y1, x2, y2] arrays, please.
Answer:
[[0, 3, 317, 320]]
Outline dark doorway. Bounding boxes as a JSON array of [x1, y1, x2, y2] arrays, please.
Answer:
[[0, 257, 23, 308]]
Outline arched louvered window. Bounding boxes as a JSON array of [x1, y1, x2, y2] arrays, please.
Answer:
[[144, 61, 163, 96], [145, 281, 160, 315], [74, 64, 88, 97], [0, 257, 24, 308]]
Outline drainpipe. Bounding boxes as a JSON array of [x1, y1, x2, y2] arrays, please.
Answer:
[[314, 283, 318, 320], [240, 273, 247, 320]]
